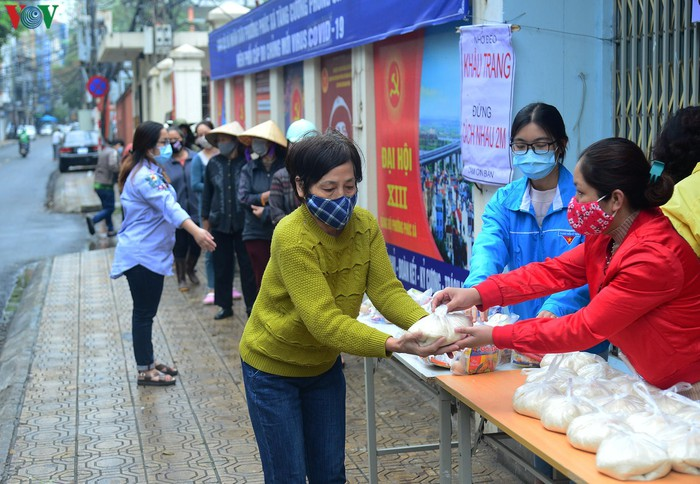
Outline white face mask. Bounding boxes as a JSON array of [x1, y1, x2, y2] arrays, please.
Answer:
[[196, 136, 212, 150]]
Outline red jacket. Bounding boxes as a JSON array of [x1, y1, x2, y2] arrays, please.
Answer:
[[480, 208, 700, 389]]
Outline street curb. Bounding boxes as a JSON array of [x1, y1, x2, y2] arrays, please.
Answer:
[[0, 260, 50, 471]]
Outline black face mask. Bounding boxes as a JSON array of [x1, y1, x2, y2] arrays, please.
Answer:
[[170, 140, 183, 153], [218, 140, 238, 158]]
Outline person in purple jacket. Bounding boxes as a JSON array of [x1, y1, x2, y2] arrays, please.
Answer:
[[111, 121, 215, 387]]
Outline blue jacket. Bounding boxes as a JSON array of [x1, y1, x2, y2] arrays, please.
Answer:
[[464, 166, 589, 319]]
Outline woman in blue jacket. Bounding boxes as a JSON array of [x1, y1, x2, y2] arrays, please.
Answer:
[[464, 102, 608, 357], [465, 102, 608, 480]]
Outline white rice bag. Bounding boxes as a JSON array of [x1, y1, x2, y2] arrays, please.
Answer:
[[407, 304, 471, 346], [596, 430, 671, 481], [540, 352, 606, 373], [567, 412, 631, 453], [667, 426, 700, 475], [539, 391, 594, 434], [512, 381, 562, 419]]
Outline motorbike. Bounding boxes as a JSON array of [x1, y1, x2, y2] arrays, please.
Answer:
[[19, 142, 29, 157]]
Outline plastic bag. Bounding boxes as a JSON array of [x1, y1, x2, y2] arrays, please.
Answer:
[[596, 427, 672, 481], [567, 412, 631, 453], [539, 379, 595, 434], [449, 345, 499, 375], [407, 304, 471, 346], [667, 425, 700, 475]]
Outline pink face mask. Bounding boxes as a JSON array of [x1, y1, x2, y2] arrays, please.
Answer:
[[567, 195, 616, 235]]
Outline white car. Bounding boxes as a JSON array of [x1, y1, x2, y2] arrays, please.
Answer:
[[40, 124, 54, 136]]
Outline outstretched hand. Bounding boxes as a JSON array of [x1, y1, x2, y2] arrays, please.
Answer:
[[452, 325, 495, 349], [431, 287, 483, 313], [194, 227, 216, 252], [386, 331, 459, 358]]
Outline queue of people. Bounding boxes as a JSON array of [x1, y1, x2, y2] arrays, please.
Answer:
[[101, 103, 698, 481]]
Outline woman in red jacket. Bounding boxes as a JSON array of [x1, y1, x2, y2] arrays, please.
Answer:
[[433, 137, 700, 397]]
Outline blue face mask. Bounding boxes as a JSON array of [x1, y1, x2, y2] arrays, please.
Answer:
[[306, 193, 358, 230], [513, 151, 557, 180], [154, 143, 172, 163]]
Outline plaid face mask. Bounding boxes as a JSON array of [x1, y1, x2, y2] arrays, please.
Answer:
[[306, 193, 358, 230]]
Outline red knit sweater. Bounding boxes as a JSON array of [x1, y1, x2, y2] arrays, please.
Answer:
[[479, 208, 700, 389]]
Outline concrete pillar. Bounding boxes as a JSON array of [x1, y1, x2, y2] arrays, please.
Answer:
[[351, 45, 376, 214], [170, 44, 205, 124], [269, 67, 284, 129], [147, 67, 160, 123], [244, 74, 255, 127], [303, 57, 322, 128], [156, 57, 173, 123], [169, 44, 205, 123]]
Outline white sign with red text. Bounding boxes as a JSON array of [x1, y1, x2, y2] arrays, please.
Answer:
[[459, 24, 515, 186]]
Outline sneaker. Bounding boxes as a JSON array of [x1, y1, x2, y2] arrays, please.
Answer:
[[232, 288, 243, 300], [107, 230, 117, 237], [202, 291, 215, 305], [86, 216, 95, 235]]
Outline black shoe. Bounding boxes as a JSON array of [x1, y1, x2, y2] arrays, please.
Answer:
[[214, 308, 233, 320], [86, 216, 95, 235], [107, 230, 117, 237]]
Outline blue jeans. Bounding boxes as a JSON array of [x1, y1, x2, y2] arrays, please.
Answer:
[[204, 250, 215, 289], [93, 187, 116, 231], [124, 265, 164, 371], [241, 357, 346, 484]]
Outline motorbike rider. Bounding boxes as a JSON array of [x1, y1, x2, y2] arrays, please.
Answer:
[[18, 127, 30, 155]]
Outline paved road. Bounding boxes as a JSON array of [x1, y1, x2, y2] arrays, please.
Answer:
[[0, 136, 87, 321]]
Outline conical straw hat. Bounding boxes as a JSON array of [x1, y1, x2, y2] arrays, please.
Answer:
[[238, 120, 288, 148], [205, 121, 244, 147]]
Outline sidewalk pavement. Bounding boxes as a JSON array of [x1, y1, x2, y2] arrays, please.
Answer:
[[0, 171, 524, 483]]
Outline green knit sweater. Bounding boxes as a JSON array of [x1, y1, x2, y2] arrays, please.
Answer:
[[239, 204, 429, 377]]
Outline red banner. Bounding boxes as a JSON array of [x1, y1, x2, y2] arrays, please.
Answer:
[[321, 50, 353, 138], [374, 31, 442, 260], [233, 76, 245, 128]]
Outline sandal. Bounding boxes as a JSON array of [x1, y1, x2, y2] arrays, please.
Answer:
[[155, 363, 179, 376], [137, 371, 176, 387]]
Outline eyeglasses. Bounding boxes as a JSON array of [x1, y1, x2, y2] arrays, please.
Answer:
[[167, 138, 182, 143], [510, 140, 557, 155]]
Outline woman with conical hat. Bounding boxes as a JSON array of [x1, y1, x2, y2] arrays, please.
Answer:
[[201, 121, 258, 320], [237, 120, 287, 289]]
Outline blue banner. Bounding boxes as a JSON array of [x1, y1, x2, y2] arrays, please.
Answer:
[[209, 0, 468, 79], [386, 244, 469, 293]]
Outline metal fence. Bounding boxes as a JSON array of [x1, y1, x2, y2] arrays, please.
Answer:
[[615, 0, 700, 154]]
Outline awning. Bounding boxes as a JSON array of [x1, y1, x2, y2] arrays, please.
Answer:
[[209, 0, 469, 80], [39, 114, 58, 122]]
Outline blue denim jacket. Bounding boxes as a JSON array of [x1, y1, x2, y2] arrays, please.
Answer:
[[463, 166, 589, 318], [111, 161, 190, 278]]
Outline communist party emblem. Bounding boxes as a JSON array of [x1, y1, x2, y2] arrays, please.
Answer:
[[388, 61, 401, 108]]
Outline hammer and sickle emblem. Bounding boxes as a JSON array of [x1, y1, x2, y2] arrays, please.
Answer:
[[389, 71, 400, 98]]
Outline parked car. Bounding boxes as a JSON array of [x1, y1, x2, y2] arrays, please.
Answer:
[[39, 124, 54, 136], [58, 130, 101, 173]]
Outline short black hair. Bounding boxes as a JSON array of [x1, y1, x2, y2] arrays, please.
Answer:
[[652, 106, 700, 184], [511, 102, 569, 162], [110, 138, 125, 147], [285, 130, 363, 201]]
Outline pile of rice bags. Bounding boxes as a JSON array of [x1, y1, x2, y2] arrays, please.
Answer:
[[512, 352, 700, 480]]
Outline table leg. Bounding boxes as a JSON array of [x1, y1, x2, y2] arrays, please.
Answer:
[[457, 402, 472, 484], [438, 387, 452, 484], [364, 357, 378, 484]]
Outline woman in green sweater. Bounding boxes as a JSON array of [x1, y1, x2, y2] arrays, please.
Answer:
[[239, 131, 456, 483]]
